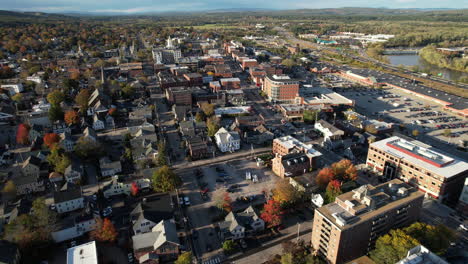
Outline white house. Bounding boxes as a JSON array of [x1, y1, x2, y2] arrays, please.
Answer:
[[52, 215, 97, 243], [1, 83, 23, 96], [99, 157, 122, 177], [214, 127, 240, 153], [60, 132, 75, 152], [219, 206, 264, 240], [314, 120, 344, 140], [53, 183, 84, 214], [102, 176, 150, 198], [64, 161, 83, 183]]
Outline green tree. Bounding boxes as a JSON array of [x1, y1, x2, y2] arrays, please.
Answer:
[[74, 137, 104, 160], [48, 105, 64, 122], [281, 58, 296, 68], [175, 252, 192, 264], [443, 129, 452, 138], [207, 116, 220, 137], [11, 93, 23, 103], [303, 110, 319, 123], [151, 166, 182, 192], [403, 222, 455, 255], [157, 141, 167, 166], [122, 85, 134, 98], [47, 147, 70, 173], [201, 103, 215, 117], [47, 90, 65, 106], [370, 229, 420, 264], [412, 129, 420, 137], [222, 240, 236, 254], [75, 89, 90, 113], [195, 111, 206, 122]]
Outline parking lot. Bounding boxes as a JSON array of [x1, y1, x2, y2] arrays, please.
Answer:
[[335, 85, 467, 147], [178, 159, 279, 260]]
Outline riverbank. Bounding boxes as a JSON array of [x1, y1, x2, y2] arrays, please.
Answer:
[[419, 46, 467, 73]]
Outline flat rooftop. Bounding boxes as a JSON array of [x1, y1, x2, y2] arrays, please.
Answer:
[[371, 136, 467, 178], [66, 241, 98, 264], [274, 135, 322, 158], [317, 179, 424, 230], [300, 85, 353, 105]]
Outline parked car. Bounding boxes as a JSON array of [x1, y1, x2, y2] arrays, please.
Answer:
[[128, 253, 134, 263], [239, 239, 247, 249], [184, 196, 191, 206], [102, 206, 112, 217]]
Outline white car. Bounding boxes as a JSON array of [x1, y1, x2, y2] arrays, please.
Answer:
[[184, 197, 190, 206]]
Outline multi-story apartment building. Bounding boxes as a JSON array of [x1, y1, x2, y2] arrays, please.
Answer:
[[311, 179, 424, 264], [263, 74, 299, 102], [366, 136, 467, 205], [165, 86, 193, 106]]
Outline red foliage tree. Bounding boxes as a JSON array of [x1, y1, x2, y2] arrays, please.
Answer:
[[130, 182, 139, 196], [43, 133, 60, 149], [316, 167, 335, 188], [64, 110, 79, 125], [261, 199, 284, 228], [16, 123, 30, 145], [325, 180, 342, 203], [332, 159, 358, 181], [223, 192, 232, 212], [108, 107, 117, 116], [90, 218, 118, 242]]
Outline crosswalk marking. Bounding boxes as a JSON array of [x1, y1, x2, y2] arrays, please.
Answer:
[[203, 257, 221, 264]]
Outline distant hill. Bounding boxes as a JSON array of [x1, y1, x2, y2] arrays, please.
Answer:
[[0, 10, 73, 22]]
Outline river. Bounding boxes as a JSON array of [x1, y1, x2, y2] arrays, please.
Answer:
[[387, 54, 467, 82]]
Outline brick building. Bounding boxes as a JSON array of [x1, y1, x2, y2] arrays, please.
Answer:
[[165, 86, 192, 106], [311, 179, 424, 264], [263, 74, 299, 102], [366, 136, 467, 205]]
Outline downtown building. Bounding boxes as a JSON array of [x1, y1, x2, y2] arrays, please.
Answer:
[[263, 74, 299, 102], [311, 179, 424, 264], [366, 136, 467, 205]]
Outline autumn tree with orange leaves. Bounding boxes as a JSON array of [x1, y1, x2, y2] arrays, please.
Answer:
[[130, 182, 139, 196], [316, 159, 358, 189], [90, 218, 118, 242], [64, 110, 79, 125], [261, 199, 284, 228], [43, 133, 60, 149], [16, 123, 30, 145], [325, 180, 342, 203]]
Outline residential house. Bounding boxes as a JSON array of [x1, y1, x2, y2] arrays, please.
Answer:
[[272, 152, 311, 178], [187, 136, 210, 160], [130, 193, 174, 234], [66, 241, 98, 264], [60, 132, 75, 152], [28, 124, 43, 141], [99, 157, 122, 177], [172, 105, 191, 122], [105, 115, 115, 129], [103, 176, 151, 198], [179, 120, 196, 139], [92, 114, 105, 131], [130, 129, 158, 161], [244, 124, 274, 145], [214, 127, 240, 153], [52, 121, 71, 134], [314, 120, 344, 140], [1, 83, 23, 96], [53, 183, 84, 214], [52, 215, 97, 243], [219, 206, 264, 240], [21, 156, 41, 178], [49, 172, 64, 184], [132, 220, 181, 263], [83, 127, 98, 142], [64, 160, 83, 183]]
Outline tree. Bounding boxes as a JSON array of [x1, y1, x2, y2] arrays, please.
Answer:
[[365, 124, 378, 134], [64, 110, 79, 125], [157, 141, 167, 166], [11, 93, 23, 103], [222, 240, 236, 254], [332, 159, 358, 182], [90, 218, 118, 242], [151, 166, 182, 192], [47, 147, 70, 173], [48, 105, 64, 122], [325, 180, 342, 204], [43, 133, 60, 149], [46, 90, 65, 106], [74, 137, 104, 160], [175, 252, 192, 264], [261, 199, 284, 228], [316, 167, 335, 188], [281, 58, 296, 68], [213, 189, 232, 212], [207, 116, 220, 137], [130, 182, 139, 196], [75, 89, 90, 113], [2, 180, 16, 201], [370, 229, 419, 264], [201, 103, 215, 117], [303, 110, 319, 123], [108, 107, 117, 116], [16, 123, 30, 145], [70, 71, 80, 80], [195, 111, 206, 122], [412, 129, 419, 137], [272, 179, 300, 205], [122, 85, 134, 98], [4, 198, 56, 249], [403, 222, 454, 255]]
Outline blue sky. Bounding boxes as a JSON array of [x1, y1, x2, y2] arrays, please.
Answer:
[[2, 0, 466, 13]]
